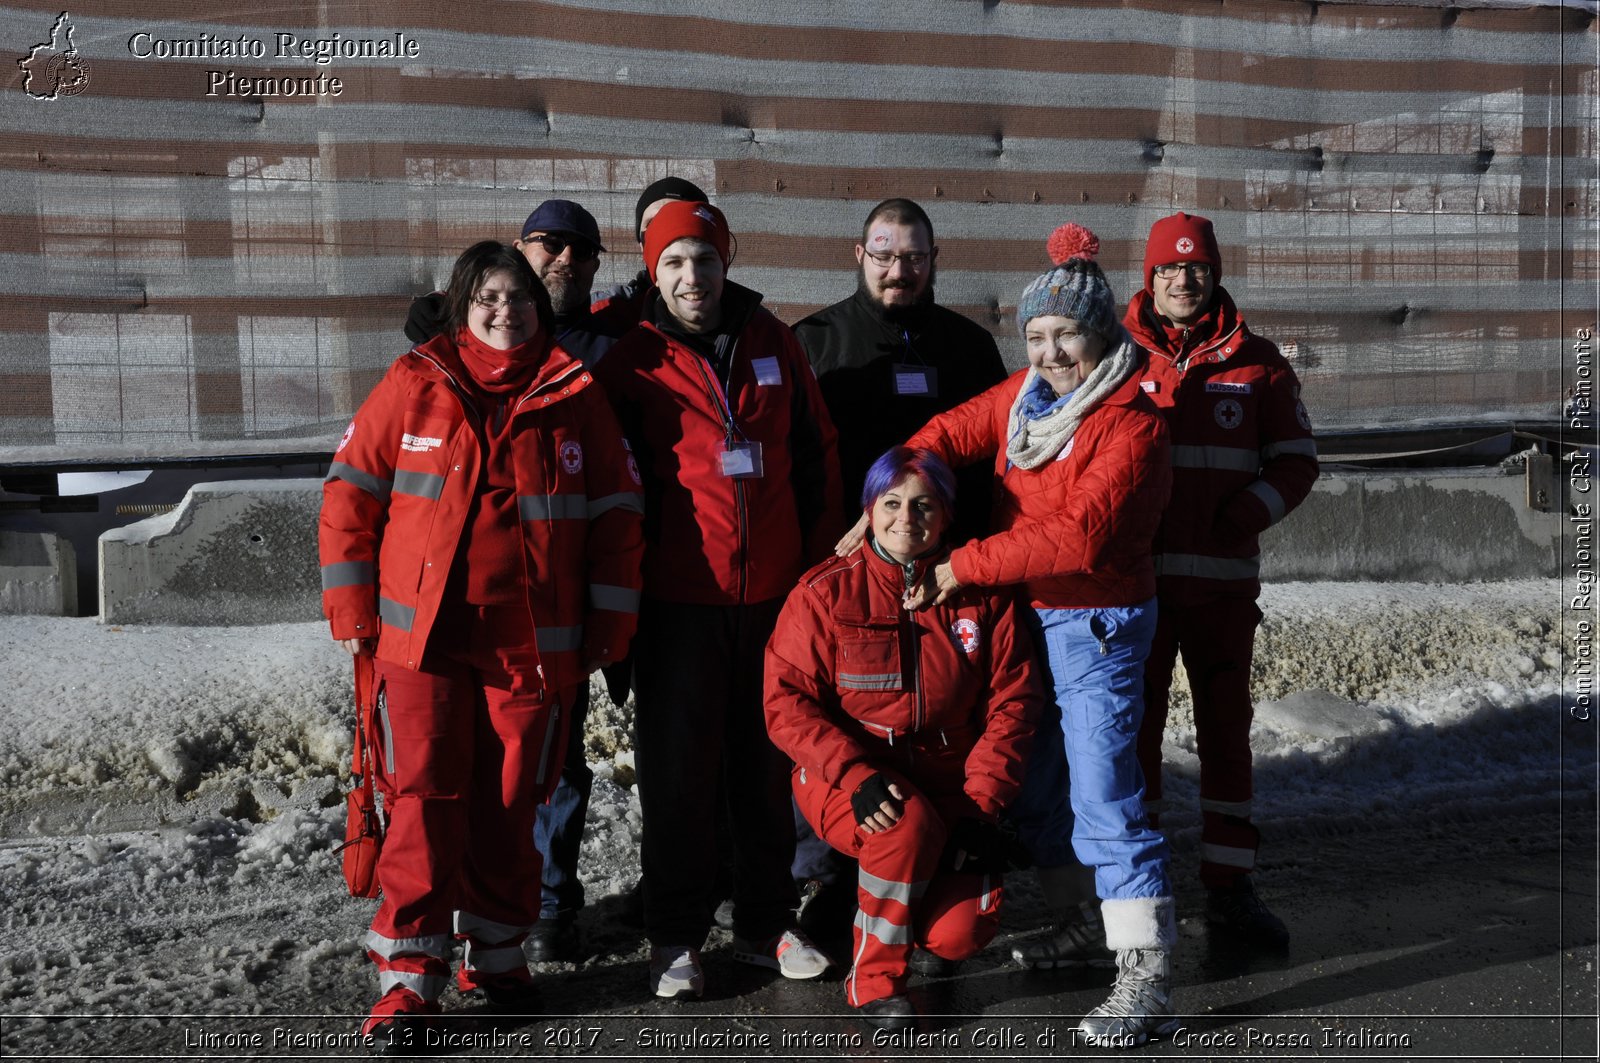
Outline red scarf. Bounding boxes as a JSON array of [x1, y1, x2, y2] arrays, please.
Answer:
[[455, 326, 546, 394]]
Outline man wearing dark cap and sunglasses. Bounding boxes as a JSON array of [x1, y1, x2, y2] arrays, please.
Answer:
[[407, 199, 626, 367]]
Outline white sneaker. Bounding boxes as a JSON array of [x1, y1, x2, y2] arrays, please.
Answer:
[[648, 945, 705, 999], [732, 929, 831, 979]]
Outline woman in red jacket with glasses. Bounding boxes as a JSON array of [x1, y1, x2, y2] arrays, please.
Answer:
[[319, 241, 643, 1051]]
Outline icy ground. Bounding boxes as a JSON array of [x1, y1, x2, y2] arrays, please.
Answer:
[[0, 579, 1590, 1058]]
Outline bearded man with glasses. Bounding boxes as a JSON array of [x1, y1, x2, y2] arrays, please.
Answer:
[[1125, 212, 1320, 951]]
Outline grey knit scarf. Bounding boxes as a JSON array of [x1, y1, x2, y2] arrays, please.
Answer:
[[1004, 330, 1140, 470]]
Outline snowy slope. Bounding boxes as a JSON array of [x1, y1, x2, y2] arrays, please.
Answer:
[[0, 579, 1586, 1056]]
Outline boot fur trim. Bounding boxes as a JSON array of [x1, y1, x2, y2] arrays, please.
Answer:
[[1101, 895, 1175, 951]]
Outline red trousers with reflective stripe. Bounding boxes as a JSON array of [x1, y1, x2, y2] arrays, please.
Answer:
[[1137, 595, 1262, 888], [794, 763, 1002, 1006], [367, 605, 571, 1001]]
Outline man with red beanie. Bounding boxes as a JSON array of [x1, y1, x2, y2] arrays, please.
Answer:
[[1126, 212, 1318, 948], [594, 200, 844, 999]]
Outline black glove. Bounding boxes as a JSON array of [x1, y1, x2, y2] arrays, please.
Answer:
[[850, 773, 898, 828], [944, 817, 1012, 874], [404, 292, 449, 343]]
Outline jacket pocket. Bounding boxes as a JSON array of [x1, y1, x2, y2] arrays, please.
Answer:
[[836, 629, 902, 693]]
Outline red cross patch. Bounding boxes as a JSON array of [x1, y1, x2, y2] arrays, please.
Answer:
[[560, 440, 584, 474], [1213, 398, 1243, 429], [952, 618, 981, 655], [1175, 237, 1195, 255]]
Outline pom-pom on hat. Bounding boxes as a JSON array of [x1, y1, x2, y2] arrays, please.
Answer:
[[1015, 222, 1119, 338], [643, 201, 731, 283], [1142, 211, 1222, 291]]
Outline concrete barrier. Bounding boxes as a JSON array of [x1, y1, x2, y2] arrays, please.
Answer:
[[1261, 467, 1560, 582], [0, 529, 78, 615], [99, 479, 322, 625], [88, 466, 1559, 626]]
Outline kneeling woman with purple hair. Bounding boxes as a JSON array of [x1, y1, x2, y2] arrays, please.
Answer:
[[763, 446, 1044, 1031]]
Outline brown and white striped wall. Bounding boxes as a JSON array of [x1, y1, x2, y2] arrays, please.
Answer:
[[1, 0, 1594, 463]]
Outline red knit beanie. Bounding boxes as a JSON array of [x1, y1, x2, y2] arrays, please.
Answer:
[[1142, 212, 1222, 291], [644, 201, 731, 282]]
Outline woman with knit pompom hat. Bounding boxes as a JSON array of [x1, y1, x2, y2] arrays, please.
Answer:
[[891, 221, 1179, 1047]]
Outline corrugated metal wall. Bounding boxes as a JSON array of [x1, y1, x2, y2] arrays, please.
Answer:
[[2, 0, 1594, 462]]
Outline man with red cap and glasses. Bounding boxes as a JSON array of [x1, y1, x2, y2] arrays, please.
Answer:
[[1125, 212, 1318, 948], [594, 200, 843, 999]]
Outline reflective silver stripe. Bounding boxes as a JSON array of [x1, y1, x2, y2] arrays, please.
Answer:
[[1262, 438, 1319, 460], [377, 970, 448, 1001], [1153, 553, 1261, 581], [453, 911, 528, 945], [379, 597, 416, 631], [978, 872, 1000, 915], [854, 909, 912, 947], [857, 868, 928, 906], [1201, 842, 1257, 870], [536, 626, 583, 652], [1200, 797, 1254, 817], [589, 583, 641, 613], [1169, 444, 1259, 473], [519, 494, 588, 521], [326, 461, 392, 503], [459, 943, 527, 974], [1246, 480, 1287, 525], [364, 930, 451, 960], [320, 559, 374, 591], [838, 673, 901, 692], [589, 491, 645, 518], [394, 469, 445, 500]]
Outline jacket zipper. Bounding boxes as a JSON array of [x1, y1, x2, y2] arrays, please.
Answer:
[[898, 559, 923, 735], [688, 342, 749, 604]]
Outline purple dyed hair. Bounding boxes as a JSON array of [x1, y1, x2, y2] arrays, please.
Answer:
[[860, 446, 957, 514]]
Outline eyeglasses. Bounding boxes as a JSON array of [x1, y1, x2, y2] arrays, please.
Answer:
[[472, 291, 536, 310], [525, 233, 600, 262], [863, 249, 932, 269], [1153, 262, 1213, 279]]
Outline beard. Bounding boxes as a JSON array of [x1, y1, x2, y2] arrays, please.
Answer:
[[857, 264, 936, 321], [541, 271, 588, 317]]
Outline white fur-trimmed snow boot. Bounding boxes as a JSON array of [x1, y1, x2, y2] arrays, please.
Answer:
[[1077, 895, 1179, 1048]]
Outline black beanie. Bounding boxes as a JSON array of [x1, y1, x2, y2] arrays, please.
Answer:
[[634, 177, 708, 242]]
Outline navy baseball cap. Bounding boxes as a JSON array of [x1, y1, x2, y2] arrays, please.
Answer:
[[520, 199, 606, 252]]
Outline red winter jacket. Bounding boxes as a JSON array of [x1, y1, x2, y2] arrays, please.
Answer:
[[594, 282, 843, 605], [764, 544, 1043, 818], [907, 367, 1172, 611], [1125, 286, 1319, 604], [319, 333, 645, 690]]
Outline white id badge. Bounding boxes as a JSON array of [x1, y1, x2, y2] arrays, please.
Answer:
[[751, 356, 783, 386], [892, 364, 937, 397], [719, 440, 764, 478]]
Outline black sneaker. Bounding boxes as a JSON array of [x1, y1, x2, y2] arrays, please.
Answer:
[[1206, 879, 1290, 948], [528, 912, 580, 963]]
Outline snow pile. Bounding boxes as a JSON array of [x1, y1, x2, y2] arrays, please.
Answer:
[[0, 578, 1587, 1037]]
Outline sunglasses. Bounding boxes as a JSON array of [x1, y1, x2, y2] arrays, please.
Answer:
[[524, 233, 600, 262]]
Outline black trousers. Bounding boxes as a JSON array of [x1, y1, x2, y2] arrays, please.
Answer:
[[632, 596, 799, 947]]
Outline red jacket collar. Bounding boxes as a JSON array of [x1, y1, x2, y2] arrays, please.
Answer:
[[1124, 285, 1249, 368], [411, 331, 590, 405]]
